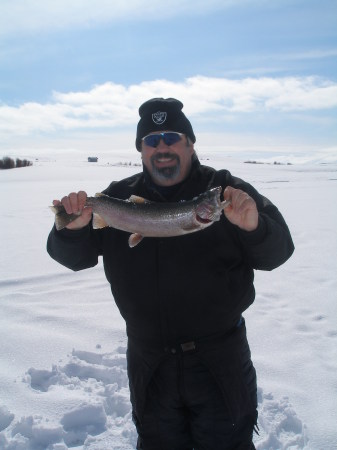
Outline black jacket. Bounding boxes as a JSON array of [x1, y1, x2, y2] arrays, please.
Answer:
[[47, 157, 294, 421], [47, 158, 294, 343]]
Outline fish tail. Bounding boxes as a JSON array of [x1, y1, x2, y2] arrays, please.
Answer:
[[49, 205, 80, 231]]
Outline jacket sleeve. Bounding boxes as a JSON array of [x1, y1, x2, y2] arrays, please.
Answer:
[[47, 224, 102, 271], [224, 172, 295, 271]]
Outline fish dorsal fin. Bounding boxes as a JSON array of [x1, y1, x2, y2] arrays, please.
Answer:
[[128, 233, 144, 247], [95, 192, 109, 198], [92, 213, 109, 229], [128, 195, 152, 204]]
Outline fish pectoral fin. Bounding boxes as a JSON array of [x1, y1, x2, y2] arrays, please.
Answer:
[[92, 213, 109, 229], [128, 233, 144, 248], [128, 195, 152, 204]]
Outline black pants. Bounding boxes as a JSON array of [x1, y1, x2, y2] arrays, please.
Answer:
[[136, 352, 256, 450]]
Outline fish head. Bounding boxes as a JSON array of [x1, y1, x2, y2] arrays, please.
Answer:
[[194, 186, 223, 225]]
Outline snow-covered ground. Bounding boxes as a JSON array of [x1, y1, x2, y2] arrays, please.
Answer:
[[0, 152, 336, 449]]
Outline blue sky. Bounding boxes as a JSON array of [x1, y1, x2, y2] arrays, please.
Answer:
[[1, 0, 336, 162]]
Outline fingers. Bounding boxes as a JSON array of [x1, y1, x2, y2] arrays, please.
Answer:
[[224, 187, 254, 214], [223, 186, 258, 231], [60, 191, 87, 214], [53, 191, 92, 230], [223, 186, 234, 203]]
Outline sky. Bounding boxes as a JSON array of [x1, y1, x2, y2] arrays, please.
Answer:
[[1, 0, 337, 161]]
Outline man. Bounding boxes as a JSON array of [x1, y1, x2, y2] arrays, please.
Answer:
[[47, 98, 294, 449]]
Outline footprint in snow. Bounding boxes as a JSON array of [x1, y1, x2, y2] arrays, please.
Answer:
[[254, 388, 309, 449], [0, 348, 308, 450]]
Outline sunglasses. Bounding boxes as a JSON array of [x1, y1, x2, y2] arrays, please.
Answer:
[[142, 132, 184, 148]]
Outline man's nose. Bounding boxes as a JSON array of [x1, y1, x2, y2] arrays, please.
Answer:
[[156, 138, 169, 150]]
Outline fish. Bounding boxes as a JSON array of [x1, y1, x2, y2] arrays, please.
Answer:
[[50, 186, 230, 248]]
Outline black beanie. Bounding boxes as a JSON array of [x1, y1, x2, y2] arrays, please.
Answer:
[[135, 98, 196, 151]]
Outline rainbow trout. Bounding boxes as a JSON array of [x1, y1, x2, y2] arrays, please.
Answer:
[[50, 186, 229, 247]]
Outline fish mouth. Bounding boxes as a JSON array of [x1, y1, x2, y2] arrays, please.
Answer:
[[195, 187, 223, 225]]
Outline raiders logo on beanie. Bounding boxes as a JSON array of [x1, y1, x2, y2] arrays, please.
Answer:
[[135, 98, 196, 151]]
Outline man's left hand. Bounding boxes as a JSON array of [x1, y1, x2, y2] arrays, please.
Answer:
[[223, 186, 259, 232]]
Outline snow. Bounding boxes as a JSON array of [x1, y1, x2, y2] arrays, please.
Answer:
[[0, 151, 336, 449]]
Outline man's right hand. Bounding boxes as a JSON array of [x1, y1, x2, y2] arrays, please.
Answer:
[[52, 191, 92, 230]]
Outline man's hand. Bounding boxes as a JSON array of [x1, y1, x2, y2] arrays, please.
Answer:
[[223, 186, 259, 232], [52, 191, 92, 230]]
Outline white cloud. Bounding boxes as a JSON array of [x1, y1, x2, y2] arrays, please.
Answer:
[[264, 77, 337, 111], [0, 76, 336, 137]]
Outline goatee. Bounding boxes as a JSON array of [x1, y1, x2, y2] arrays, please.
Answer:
[[150, 153, 181, 182]]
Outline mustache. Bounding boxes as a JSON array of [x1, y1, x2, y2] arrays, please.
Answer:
[[151, 153, 180, 163]]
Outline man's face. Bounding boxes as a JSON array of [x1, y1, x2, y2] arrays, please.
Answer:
[[141, 131, 194, 187]]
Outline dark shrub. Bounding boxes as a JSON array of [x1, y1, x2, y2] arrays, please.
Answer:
[[0, 156, 33, 169], [1, 157, 15, 169]]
